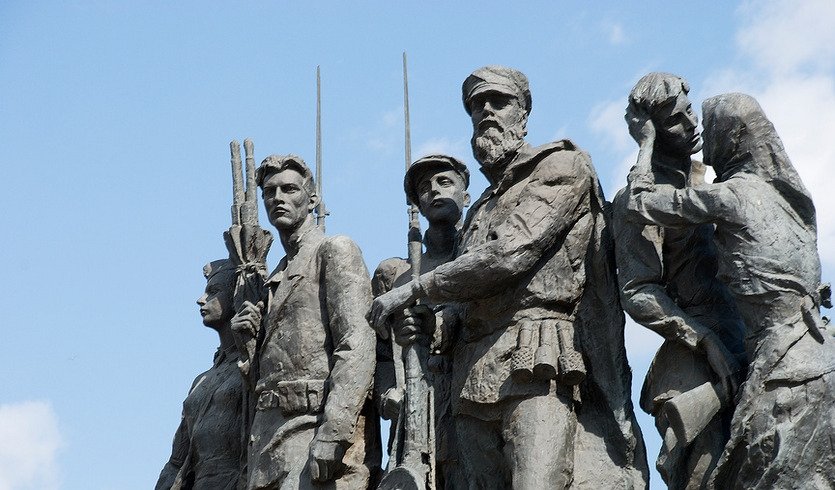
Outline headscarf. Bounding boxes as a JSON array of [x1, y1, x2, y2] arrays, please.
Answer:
[[702, 93, 817, 233]]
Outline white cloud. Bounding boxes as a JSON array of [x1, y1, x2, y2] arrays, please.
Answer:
[[382, 107, 402, 128], [589, 99, 632, 153], [341, 106, 405, 155], [604, 21, 626, 46], [736, 0, 835, 76], [0, 401, 63, 490], [366, 136, 393, 153]]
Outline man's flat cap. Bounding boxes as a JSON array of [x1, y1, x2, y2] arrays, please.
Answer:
[[404, 154, 470, 205], [462, 65, 531, 115]]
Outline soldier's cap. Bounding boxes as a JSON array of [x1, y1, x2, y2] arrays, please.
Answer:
[[203, 259, 235, 281], [255, 154, 314, 192], [462, 65, 532, 116], [404, 154, 470, 205]]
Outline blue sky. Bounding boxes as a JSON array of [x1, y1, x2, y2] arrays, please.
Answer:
[[2, 2, 835, 488]]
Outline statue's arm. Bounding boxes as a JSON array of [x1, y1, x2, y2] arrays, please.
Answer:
[[626, 181, 741, 228], [621, 275, 716, 350], [419, 151, 592, 302], [612, 195, 717, 349], [155, 409, 189, 490], [318, 236, 376, 445]]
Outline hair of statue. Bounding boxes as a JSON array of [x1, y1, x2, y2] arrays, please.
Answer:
[[628, 72, 690, 117], [255, 154, 316, 196]]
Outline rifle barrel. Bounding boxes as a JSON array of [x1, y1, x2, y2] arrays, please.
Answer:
[[243, 138, 257, 225], [315, 66, 326, 230], [230, 140, 244, 225]]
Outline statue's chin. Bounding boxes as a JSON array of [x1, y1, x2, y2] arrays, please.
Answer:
[[474, 135, 512, 168]]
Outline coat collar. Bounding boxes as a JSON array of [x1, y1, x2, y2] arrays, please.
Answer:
[[265, 225, 324, 286]]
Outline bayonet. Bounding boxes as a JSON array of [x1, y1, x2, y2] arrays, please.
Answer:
[[315, 66, 329, 230]]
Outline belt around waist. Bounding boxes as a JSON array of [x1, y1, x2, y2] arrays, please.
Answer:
[[256, 379, 328, 415]]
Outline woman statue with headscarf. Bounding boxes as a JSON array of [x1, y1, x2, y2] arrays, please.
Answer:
[[625, 92, 835, 488]]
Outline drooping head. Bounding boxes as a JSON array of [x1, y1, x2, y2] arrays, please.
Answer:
[[256, 155, 318, 232], [462, 66, 531, 169], [702, 92, 816, 230], [404, 154, 471, 226], [628, 72, 701, 156], [197, 259, 236, 330]]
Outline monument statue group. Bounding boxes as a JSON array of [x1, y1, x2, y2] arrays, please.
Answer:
[[156, 65, 835, 489]]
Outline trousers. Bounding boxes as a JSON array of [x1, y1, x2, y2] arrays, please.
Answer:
[[455, 390, 576, 489]]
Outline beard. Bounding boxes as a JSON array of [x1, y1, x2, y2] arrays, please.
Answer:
[[471, 121, 525, 169]]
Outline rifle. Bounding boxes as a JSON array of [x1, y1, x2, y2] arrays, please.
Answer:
[[315, 66, 330, 230], [378, 52, 435, 490], [224, 139, 273, 377]]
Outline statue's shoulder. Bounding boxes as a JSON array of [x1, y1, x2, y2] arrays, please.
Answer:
[[372, 257, 410, 296], [320, 234, 363, 258], [187, 367, 212, 395], [530, 139, 593, 181], [375, 256, 409, 274], [611, 184, 629, 209]]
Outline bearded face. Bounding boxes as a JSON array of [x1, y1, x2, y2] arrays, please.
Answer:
[[472, 124, 525, 169], [468, 92, 528, 170]]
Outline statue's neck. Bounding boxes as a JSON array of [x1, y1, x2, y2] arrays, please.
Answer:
[[424, 222, 459, 260], [217, 322, 235, 352], [651, 149, 691, 187], [279, 215, 316, 256]]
